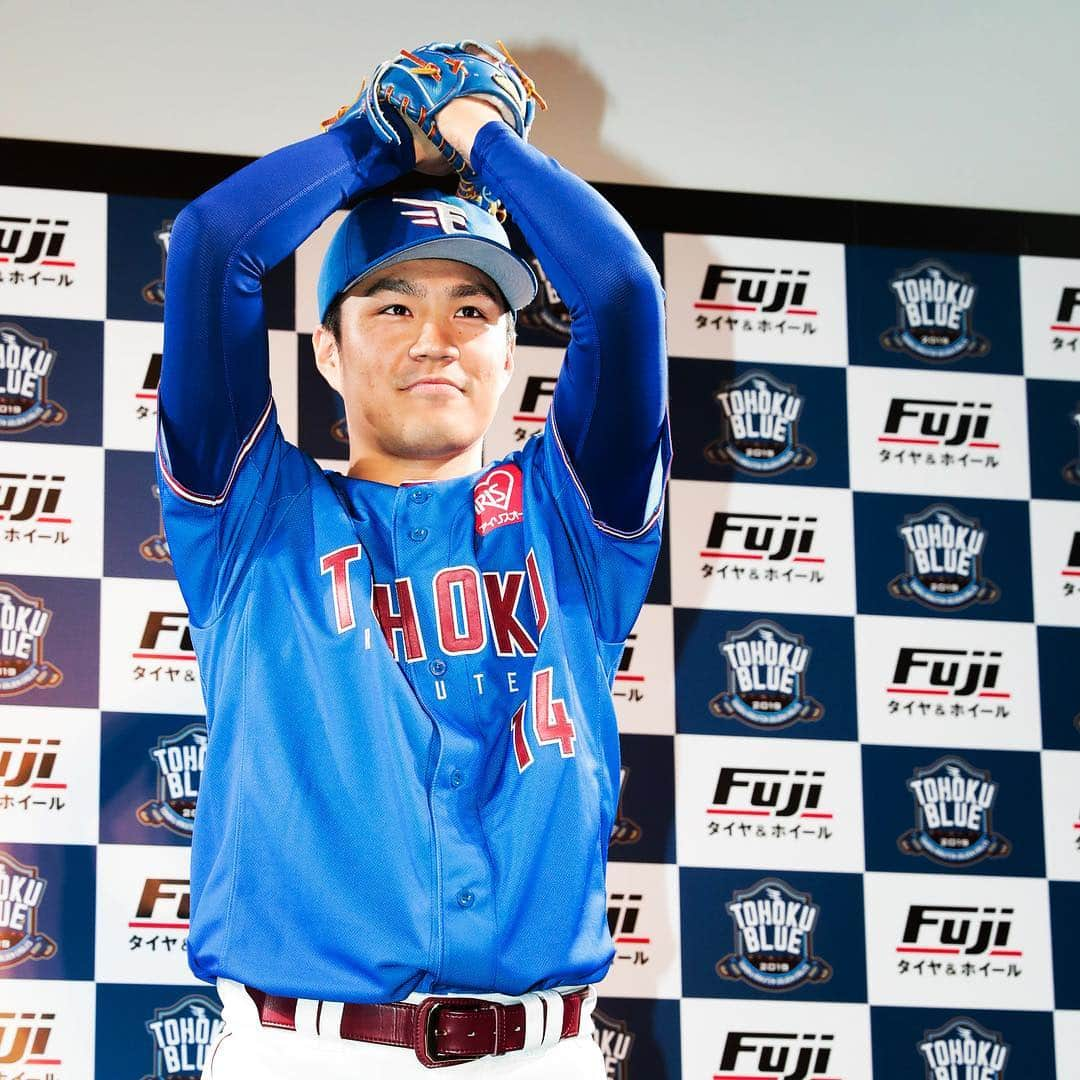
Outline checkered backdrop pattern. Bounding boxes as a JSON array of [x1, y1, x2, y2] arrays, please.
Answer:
[[0, 137, 1078, 1079]]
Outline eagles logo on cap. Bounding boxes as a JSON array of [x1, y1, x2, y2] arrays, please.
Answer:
[[393, 197, 470, 233]]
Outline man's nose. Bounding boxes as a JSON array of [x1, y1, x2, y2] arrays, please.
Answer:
[[409, 318, 458, 360]]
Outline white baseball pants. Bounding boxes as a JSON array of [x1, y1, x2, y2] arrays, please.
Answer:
[[202, 978, 607, 1079]]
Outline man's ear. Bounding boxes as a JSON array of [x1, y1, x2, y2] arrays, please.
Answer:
[[312, 325, 343, 397], [501, 322, 516, 387]]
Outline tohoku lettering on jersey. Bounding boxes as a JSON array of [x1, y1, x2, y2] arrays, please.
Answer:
[[155, 395, 670, 1004]]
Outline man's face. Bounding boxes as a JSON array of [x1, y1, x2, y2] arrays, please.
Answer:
[[313, 258, 515, 464]]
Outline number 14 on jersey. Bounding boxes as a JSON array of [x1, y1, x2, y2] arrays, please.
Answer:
[[510, 666, 578, 772]]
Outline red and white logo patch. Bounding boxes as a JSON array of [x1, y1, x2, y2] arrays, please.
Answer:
[[474, 465, 524, 536]]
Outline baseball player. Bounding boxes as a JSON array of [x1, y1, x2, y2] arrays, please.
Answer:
[[156, 40, 670, 1077]]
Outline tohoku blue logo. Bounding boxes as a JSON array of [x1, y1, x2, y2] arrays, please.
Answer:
[[0, 323, 66, 433], [143, 994, 224, 1080], [609, 765, 641, 846], [1064, 404, 1080, 486], [881, 259, 990, 362], [591, 1009, 634, 1080], [136, 723, 206, 837], [710, 620, 823, 730], [899, 755, 1011, 866], [139, 482, 172, 564], [705, 370, 815, 475], [716, 877, 832, 990], [0, 850, 56, 969], [888, 504, 999, 611], [142, 220, 172, 306], [918, 1016, 1009, 1079], [0, 582, 63, 697]]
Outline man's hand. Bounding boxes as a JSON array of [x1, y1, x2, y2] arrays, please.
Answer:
[[404, 113, 454, 176], [432, 97, 508, 170], [409, 98, 507, 174]]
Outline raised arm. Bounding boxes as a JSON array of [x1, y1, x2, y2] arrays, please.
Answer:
[[159, 115, 416, 497], [465, 120, 669, 535]]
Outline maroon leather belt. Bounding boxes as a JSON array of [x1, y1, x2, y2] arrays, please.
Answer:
[[244, 984, 591, 1069]]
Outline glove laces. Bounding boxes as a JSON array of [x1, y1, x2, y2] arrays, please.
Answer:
[[495, 40, 548, 112]]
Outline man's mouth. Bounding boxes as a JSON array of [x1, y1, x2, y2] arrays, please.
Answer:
[[403, 378, 464, 394]]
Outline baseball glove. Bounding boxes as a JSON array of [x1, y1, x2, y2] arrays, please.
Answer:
[[322, 39, 546, 219]]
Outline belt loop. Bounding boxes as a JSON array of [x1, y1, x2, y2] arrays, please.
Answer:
[[519, 992, 545, 1052], [536, 989, 564, 1050], [293, 997, 319, 1035], [218, 978, 262, 1028], [318, 999, 344, 1039]]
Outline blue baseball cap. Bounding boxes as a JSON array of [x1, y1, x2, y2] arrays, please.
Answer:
[[317, 189, 538, 323]]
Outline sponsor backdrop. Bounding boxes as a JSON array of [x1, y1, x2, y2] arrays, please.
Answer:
[[0, 136, 1078, 1078]]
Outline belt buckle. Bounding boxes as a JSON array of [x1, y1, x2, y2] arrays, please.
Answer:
[[415, 996, 498, 1069]]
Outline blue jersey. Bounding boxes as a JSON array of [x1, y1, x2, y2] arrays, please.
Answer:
[[156, 116, 670, 1002]]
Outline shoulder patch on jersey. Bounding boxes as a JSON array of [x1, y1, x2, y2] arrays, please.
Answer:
[[474, 464, 523, 536]]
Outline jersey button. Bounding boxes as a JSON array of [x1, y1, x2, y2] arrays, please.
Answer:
[[429, 659, 447, 676], [409, 488, 431, 504], [457, 890, 475, 909], [408, 527, 429, 542], [450, 769, 464, 788]]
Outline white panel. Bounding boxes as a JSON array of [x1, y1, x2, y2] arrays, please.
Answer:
[[98, 577, 205, 715], [676, 733, 865, 873], [680, 997, 873, 1080], [864, 871, 1053, 1011], [102, 319, 163, 452], [613, 604, 674, 736], [0, 443, 103, 578], [595, 862, 680, 999], [0, 187, 106, 319], [855, 614, 1041, 751], [1029, 499, 1080, 627], [1042, 750, 1080, 882], [669, 479, 856, 615], [0, 979, 95, 1078], [0, 706, 100, 845], [847, 366, 1030, 500], [485, 345, 562, 464], [1021, 255, 1080, 380], [94, 843, 198, 984], [664, 233, 848, 365]]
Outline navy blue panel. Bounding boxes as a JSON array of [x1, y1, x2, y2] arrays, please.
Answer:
[[1027, 377, 1080, 499], [104, 449, 175, 580], [0, 315, 103, 444], [679, 867, 866, 1001], [106, 194, 187, 323], [861, 745, 1045, 877], [607, 733, 676, 865], [591, 997, 681, 1080], [854, 492, 1032, 621], [847, 246, 1022, 375], [100, 711, 204, 846], [0, 842, 94, 980], [870, 1005, 1054, 1080], [669, 358, 849, 488], [1050, 881, 1080, 1009], [674, 607, 857, 741], [0, 574, 99, 708], [96, 983, 223, 1078], [1037, 625, 1080, 750]]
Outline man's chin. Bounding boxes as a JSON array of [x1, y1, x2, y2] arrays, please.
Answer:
[[387, 428, 480, 462]]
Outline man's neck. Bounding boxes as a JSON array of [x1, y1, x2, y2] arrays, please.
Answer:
[[345, 444, 485, 486]]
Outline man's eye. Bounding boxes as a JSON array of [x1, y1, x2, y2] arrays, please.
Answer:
[[380, 303, 410, 316], [458, 306, 486, 318]]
